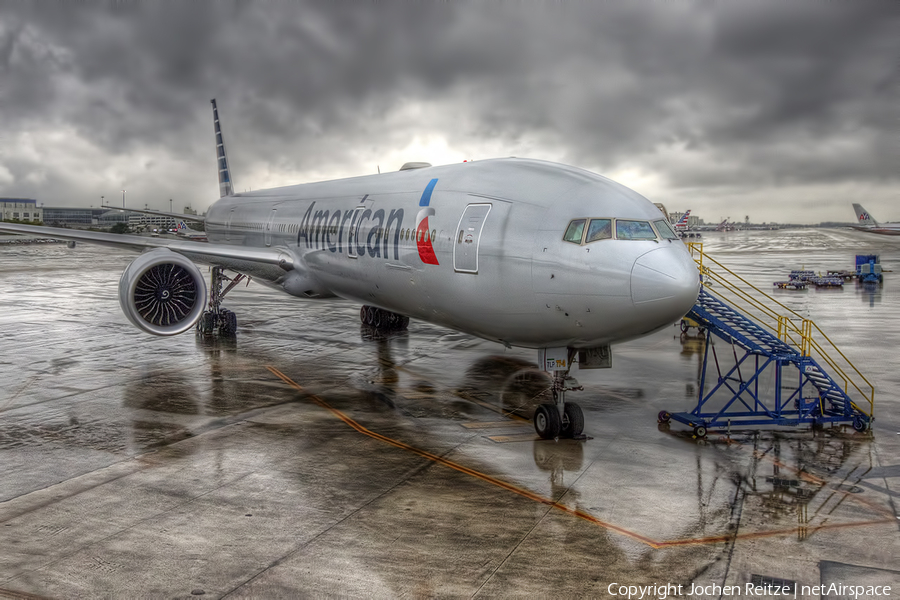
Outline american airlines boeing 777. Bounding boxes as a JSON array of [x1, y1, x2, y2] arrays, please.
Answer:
[[0, 100, 700, 439]]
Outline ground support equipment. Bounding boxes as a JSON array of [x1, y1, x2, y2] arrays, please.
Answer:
[[661, 289, 872, 436]]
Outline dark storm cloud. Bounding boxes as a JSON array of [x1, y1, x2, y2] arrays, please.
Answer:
[[0, 0, 896, 222]]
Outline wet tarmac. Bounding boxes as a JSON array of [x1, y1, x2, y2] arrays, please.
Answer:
[[1, 229, 898, 598]]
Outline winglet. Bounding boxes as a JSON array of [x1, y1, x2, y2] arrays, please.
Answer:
[[852, 203, 877, 226], [211, 99, 234, 197]]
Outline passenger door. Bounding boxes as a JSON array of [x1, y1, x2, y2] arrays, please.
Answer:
[[265, 208, 277, 247], [225, 209, 235, 242], [454, 203, 492, 273]]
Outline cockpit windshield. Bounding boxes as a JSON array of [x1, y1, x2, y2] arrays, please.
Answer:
[[615, 220, 657, 240], [563, 219, 586, 244], [562, 218, 660, 244], [653, 219, 680, 240], [585, 219, 612, 242]]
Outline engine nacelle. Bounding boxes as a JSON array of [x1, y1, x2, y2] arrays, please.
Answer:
[[118, 249, 207, 336]]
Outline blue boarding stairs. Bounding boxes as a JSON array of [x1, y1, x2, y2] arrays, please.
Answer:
[[661, 244, 875, 437]]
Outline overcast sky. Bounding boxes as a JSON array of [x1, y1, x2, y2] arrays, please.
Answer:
[[0, 1, 897, 224]]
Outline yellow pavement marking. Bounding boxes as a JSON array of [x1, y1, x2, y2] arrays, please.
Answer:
[[462, 421, 530, 430], [486, 433, 542, 443]]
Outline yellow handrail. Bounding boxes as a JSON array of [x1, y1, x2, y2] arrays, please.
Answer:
[[686, 242, 874, 417]]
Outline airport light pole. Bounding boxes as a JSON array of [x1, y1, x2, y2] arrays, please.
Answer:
[[101, 195, 104, 208], [122, 190, 126, 209], [170, 199, 173, 213]]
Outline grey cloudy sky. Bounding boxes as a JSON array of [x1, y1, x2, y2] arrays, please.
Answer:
[[0, 0, 897, 223]]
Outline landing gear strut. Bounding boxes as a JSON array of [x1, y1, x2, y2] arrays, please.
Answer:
[[360, 305, 409, 331], [196, 266, 249, 336], [535, 349, 585, 440]]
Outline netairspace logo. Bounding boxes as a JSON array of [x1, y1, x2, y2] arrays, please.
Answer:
[[606, 582, 892, 599]]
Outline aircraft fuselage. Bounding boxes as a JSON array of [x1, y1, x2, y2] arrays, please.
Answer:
[[199, 158, 700, 349]]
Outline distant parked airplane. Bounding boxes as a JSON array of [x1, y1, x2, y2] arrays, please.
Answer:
[[851, 203, 900, 236], [674, 210, 691, 231]]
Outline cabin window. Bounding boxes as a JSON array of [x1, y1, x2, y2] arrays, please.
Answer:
[[615, 220, 657, 240], [585, 219, 612, 243], [563, 219, 586, 244], [431, 229, 436, 242], [653, 219, 679, 240]]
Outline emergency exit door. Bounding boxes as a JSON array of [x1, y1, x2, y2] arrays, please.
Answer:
[[454, 203, 491, 273]]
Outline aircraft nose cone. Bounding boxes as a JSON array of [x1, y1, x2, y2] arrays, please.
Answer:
[[631, 245, 700, 320]]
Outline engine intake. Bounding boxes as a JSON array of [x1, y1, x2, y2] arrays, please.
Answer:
[[118, 249, 207, 335]]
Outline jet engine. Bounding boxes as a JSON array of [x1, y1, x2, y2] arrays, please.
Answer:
[[118, 249, 207, 336]]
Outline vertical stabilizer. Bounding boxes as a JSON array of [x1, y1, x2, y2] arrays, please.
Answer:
[[852, 203, 877, 226], [211, 99, 234, 197]]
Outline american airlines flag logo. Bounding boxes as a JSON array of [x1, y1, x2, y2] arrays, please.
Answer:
[[859, 213, 869, 221]]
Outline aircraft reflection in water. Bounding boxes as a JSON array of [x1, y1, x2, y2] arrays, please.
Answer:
[[0, 99, 700, 438], [359, 327, 587, 495]]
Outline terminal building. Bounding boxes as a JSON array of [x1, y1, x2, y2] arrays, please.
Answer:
[[42, 207, 127, 227], [1, 198, 43, 222], [127, 212, 177, 229]]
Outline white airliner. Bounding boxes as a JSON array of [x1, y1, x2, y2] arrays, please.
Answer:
[[0, 99, 700, 439], [851, 203, 900, 236]]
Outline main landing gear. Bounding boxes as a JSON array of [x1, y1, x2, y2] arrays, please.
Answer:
[[534, 349, 585, 440], [196, 266, 249, 336], [360, 305, 410, 331]]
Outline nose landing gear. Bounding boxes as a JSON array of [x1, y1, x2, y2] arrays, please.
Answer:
[[534, 348, 586, 440]]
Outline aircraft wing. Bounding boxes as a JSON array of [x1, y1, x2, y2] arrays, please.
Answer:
[[100, 205, 206, 222], [0, 222, 293, 269]]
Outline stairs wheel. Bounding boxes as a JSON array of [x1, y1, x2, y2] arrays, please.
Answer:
[[694, 425, 708, 438], [657, 410, 671, 424], [852, 416, 869, 433]]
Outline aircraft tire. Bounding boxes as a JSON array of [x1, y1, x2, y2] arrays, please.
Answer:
[[560, 402, 584, 438], [360, 305, 369, 325], [198, 311, 216, 335], [400, 316, 410, 329], [534, 404, 561, 440], [219, 309, 237, 336]]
